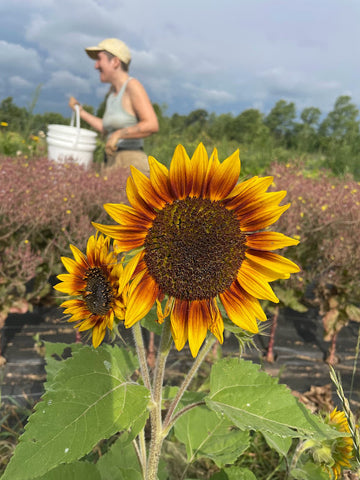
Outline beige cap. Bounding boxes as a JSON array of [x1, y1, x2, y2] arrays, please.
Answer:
[[85, 38, 131, 64]]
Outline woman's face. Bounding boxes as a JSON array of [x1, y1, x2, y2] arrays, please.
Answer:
[[94, 51, 115, 83]]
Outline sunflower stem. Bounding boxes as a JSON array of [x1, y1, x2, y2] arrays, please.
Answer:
[[132, 321, 152, 393], [146, 317, 172, 480], [163, 334, 215, 435]]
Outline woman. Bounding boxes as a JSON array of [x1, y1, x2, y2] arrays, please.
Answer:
[[69, 38, 159, 175]]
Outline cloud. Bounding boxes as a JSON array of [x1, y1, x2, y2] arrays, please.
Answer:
[[44, 70, 91, 94], [0, 40, 42, 77]]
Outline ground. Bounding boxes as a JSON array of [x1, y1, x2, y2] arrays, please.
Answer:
[[1, 306, 359, 414]]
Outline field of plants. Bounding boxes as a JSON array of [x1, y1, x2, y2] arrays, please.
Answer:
[[1, 94, 360, 479]]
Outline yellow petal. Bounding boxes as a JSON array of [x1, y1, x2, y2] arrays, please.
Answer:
[[237, 262, 279, 303], [125, 273, 159, 327], [246, 250, 300, 275], [209, 149, 240, 201], [246, 231, 299, 250], [190, 143, 208, 197], [187, 301, 208, 357], [169, 144, 192, 199]]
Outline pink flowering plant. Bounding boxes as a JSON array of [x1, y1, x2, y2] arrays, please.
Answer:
[[0, 155, 127, 360], [269, 161, 360, 364]]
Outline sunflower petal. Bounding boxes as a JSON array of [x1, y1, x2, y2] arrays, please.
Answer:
[[149, 156, 173, 202], [246, 250, 300, 275], [171, 299, 188, 351], [190, 143, 208, 197], [246, 231, 299, 250], [169, 144, 192, 199], [237, 261, 279, 302], [209, 149, 240, 201], [131, 166, 166, 210], [187, 301, 209, 357], [125, 273, 160, 327]]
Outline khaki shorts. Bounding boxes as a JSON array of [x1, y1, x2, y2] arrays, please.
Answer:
[[105, 149, 149, 177]]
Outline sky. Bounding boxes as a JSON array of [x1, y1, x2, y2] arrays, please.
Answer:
[[0, 0, 359, 119]]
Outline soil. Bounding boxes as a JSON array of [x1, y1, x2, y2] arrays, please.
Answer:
[[1, 305, 360, 413]]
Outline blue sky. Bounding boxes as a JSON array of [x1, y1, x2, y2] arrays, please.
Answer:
[[0, 0, 359, 119]]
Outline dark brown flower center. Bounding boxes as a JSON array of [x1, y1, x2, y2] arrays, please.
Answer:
[[84, 267, 112, 315], [144, 197, 246, 301]]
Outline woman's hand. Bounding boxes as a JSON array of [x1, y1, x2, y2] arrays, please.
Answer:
[[69, 96, 80, 111], [105, 131, 121, 156]]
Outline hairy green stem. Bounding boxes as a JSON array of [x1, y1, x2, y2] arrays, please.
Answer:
[[132, 321, 152, 393], [146, 318, 173, 480], [163, 334, 215, 434]]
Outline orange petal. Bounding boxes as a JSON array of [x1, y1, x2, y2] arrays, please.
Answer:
[[246, 250, 300, 275], [220, 283, 261, 332], [246, 231, 299, 250], [237, 262, 279, 303], [104, 203, 152, 227], [169, 144, 192, 199], [126, 176, 156, 219], [92, 223, 147, 251], [239, 204, 290, 232], [187, 301, 209, 357], [209, 149, 240, 201], [125, 272, 160, 327], [170, 299, 188, 351], [131, 166, 167, 210], [148, 156, 173, 202], [190, 143, 209, 197]]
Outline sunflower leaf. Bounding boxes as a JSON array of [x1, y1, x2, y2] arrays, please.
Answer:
[[205, 358, 341, 441], [174, 404, 250, 468], [2, 345, 150, 480], [210, 466, 257, 480], [33, 461, 101, 480]]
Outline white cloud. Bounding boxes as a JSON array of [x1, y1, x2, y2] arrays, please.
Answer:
[[44, 70, 91, 94]]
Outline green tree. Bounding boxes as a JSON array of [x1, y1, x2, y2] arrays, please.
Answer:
[[264, 100, 296, 146], [294, 106, 321, 152]]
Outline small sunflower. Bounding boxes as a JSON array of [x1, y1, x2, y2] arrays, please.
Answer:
[[325, 408, 354, 479], [94, 143, 300, 356], [54, 234, 132, 348]]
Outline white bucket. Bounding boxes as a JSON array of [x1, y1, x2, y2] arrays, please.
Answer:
[[47, 105, 97, 168]]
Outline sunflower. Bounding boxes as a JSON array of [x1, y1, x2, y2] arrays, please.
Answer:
[[54, 234, 132, 348], [93, 143, 299, 356], [325, 408, 354, 479]]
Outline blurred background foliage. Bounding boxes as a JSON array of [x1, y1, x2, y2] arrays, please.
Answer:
[[2, 93, 360, 178]]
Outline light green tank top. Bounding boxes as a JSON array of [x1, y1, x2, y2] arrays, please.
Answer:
[[102, 78, 144, 150]]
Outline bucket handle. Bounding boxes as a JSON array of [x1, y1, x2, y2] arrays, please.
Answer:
[[70, 104, 81, 148]]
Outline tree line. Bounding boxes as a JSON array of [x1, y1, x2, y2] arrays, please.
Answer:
[[1, 94, 360, 178]]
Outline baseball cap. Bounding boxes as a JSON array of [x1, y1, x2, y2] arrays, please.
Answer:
[[85, 38, 131, 64]]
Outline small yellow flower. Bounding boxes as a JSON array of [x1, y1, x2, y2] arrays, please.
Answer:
[[321, 205, 328, 211], [54, 234, 133, 348], [0, 121, 8, 127], [351, 189, 357, 194], [66, 209, 71, 214], [293, 234, 301, 241], [63, 197, 68, 202], [24, 239, 29, 244], [300, 212, 304, 218]]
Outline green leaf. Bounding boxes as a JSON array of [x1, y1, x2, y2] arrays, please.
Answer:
[[43, 342, 84, 385], [210, 466, 257, 480], [96, 433, 142, 480], [262, 431, 292, 457], [346, 304, 360, 322], [206, 358, 341, 441], [291, 461, 329, 480], [3, 345, 150, 480], [174, 404, 249, 468], [141, 305, 163, 335], [33, 462, 101, 480]]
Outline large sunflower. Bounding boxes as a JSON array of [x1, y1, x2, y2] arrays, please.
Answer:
[[54, 234, 131, 347], [94, 143, 299, 356]]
